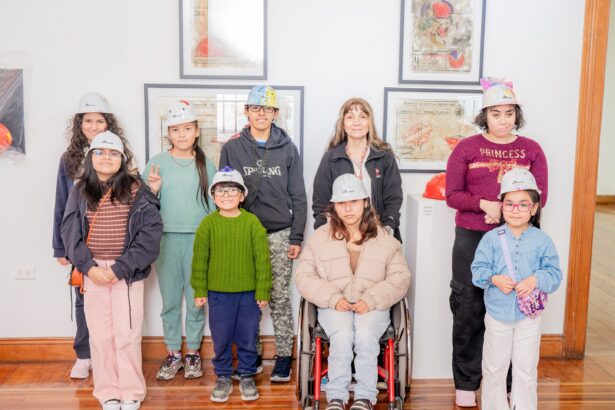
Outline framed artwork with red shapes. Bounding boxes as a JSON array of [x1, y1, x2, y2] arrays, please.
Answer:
[[398, 0, 486, 85], [383, 87, 482, 172], [180, 0, 267, 79]]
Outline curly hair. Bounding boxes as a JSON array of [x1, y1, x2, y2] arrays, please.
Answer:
[[64, 113, 135, 179], [327, 98, 392, 153]]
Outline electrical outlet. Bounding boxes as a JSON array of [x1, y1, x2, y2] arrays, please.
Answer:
[[16, 268, 35, 280]]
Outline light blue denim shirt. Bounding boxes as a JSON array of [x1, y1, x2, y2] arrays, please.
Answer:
[[471, 224, 562, 324]]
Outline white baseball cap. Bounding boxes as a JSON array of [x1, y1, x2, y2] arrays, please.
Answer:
[[499, 167, 541, 199], [166, 100, 198, 127], [78, 93, 111, 114], [330, 174, 369, 203], [210, 166, 249, 197], [86, 131, 126, 159]]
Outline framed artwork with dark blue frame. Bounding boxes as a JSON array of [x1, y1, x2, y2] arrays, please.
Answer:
[[180, 0, 267, 79], [144, 84, 303, 167], [398, 0, 486, 85]]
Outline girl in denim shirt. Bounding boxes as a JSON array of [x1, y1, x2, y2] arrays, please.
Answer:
[[471, 168, 561, 410]]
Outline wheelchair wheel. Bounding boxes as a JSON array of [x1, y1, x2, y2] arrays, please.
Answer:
[[296, 298, 317, 407], [392, 298, 412, 402]]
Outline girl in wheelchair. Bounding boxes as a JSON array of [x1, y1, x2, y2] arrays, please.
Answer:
[[295, 174, 411, 410]]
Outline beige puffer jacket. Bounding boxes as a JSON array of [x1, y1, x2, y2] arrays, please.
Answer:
[[294, 225, 411, 311]]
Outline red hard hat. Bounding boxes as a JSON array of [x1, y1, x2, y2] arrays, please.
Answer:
[[423, 172, 446, 200]]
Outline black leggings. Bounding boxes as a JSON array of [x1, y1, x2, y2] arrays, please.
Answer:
[[450, 227, 511, 391]]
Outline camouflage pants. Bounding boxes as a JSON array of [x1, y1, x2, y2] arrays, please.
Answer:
[[257, 227, 294, 357]]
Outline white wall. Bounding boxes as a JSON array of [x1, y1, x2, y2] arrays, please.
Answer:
[[598, 3, 615, 195], [0, 0, 583, 339]]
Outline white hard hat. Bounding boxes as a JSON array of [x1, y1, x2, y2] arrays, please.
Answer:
[[78, 93, 111, 114], [210, 166, 249, 198], [498, 167, 541, 199], [166, 100, 197, 127], [330, 174, 369, 203], [86, 131, 126, 159]]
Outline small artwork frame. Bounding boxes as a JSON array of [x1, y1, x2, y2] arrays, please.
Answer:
[[398, 0, 486, 85], [180, 0, 267, 79], [144, 84, 303, 167], [383, 87, 482, 172], [0, 68, 25, 156]]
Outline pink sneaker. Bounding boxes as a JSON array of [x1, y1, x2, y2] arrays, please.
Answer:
[[455, 389, 477, 407], [70, 358, 91, 379]]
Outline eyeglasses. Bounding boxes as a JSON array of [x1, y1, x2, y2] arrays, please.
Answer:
[[92, 149, 122, 159], [213, 187, 242, 197], [247, 105, 275, 114], [501, 201, 534, 212]]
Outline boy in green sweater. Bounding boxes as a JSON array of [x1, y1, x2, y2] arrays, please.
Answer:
[[191, 166, 272, 403]]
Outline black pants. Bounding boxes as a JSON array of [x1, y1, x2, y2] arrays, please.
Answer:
[[73, 287, 91, 359], [450, 227, 511, 391]]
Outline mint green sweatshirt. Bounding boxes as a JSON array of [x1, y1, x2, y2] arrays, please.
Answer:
[[191, 209, 272, 301], [143, 151, 217, 232]]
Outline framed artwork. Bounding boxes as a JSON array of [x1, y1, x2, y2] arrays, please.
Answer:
[[398, 0, 486, 84], [180, 0, 267, 79], [144, 84, 303, 167], [0, 68, 25, 157], [383, 87, 482, 172]]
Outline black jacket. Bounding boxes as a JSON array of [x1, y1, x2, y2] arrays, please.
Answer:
[[219, 123, 307, 245], [312, 142, 403, 241], [61, 181, 163, 283]]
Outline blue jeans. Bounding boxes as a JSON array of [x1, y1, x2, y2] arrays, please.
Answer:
[[318, 308, 390, 404], [208, 291, 260, 377]]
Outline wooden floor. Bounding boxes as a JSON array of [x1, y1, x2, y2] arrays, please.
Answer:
[[0, 205, 614, 409]]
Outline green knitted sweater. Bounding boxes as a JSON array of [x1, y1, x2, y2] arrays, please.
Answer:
[[191, 209, 272, 300]]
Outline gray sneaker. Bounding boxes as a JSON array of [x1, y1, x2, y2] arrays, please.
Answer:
[[239, 376, 259, 401], [231, 355, 263, 380], [210, 376, 233, 402], [156, 353, 183, 381], [184, 353, 203, 378]]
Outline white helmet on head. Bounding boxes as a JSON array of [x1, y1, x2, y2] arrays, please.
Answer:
[[78, 92, 111, 114], [330, 174, 369, 203], [210, 166, 249, 198], [86, 131, 126, 159], [166, 100, 198, 128], [498, 167, 541, 199]]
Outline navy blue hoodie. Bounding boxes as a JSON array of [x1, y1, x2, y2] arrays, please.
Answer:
[[219, 123, 307, 245]]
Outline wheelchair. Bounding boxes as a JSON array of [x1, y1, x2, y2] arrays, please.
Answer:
[[295, 297, 412, 410]]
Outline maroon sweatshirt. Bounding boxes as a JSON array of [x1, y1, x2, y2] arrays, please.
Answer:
[[445, 134, 548, 232]]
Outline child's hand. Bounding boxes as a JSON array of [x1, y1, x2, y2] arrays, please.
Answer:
[[491, 275, 516, 294], [351, 300, 370, 315], [194, 297, 207, 307], [87, 266, 112, 286], [287, 245, 301, 259], [147, 165, 162, 194], [515, 276, 537, 298], [257, 300, 268, 309], [103, 267, 118, 283], [56, 257, 70, 266], [480, 199, 501, 224], [335, 298, 353, 312]]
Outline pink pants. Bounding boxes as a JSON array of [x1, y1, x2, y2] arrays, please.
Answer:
[[84, 259, 146, 404]]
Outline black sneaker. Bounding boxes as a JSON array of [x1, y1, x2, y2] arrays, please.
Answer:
[[231, 354, 263, 380], [270, 355, 292, 382]]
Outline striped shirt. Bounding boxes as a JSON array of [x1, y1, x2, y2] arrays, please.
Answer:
[[86, 186, 138, 259]]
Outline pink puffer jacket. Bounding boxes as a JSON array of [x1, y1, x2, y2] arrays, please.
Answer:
[[295, 225, 411, 311]]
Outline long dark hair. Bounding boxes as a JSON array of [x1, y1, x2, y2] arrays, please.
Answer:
[[501, 189, 542, 229], [65, 113, 135, 179], [79, 151, 139, 211], [169, 120, 210, 208], [326, 199, 380, 245]]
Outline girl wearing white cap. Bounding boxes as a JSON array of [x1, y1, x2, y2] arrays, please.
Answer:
[[61, 132, 163, 410], [143, 100, 217, 380], [445, 78, 549, 406], [471, 168, 561, 409], [52, 93, 135, 379], [295, 174, 411, 410]]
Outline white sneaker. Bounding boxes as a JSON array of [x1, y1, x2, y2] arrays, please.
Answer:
[[102, 399, 120, 410], [70, 358, 91, 379], [120, 400, 141, 410]]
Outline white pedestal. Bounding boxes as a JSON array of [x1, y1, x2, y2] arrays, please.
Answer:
[[405, 193, 456, 379]]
